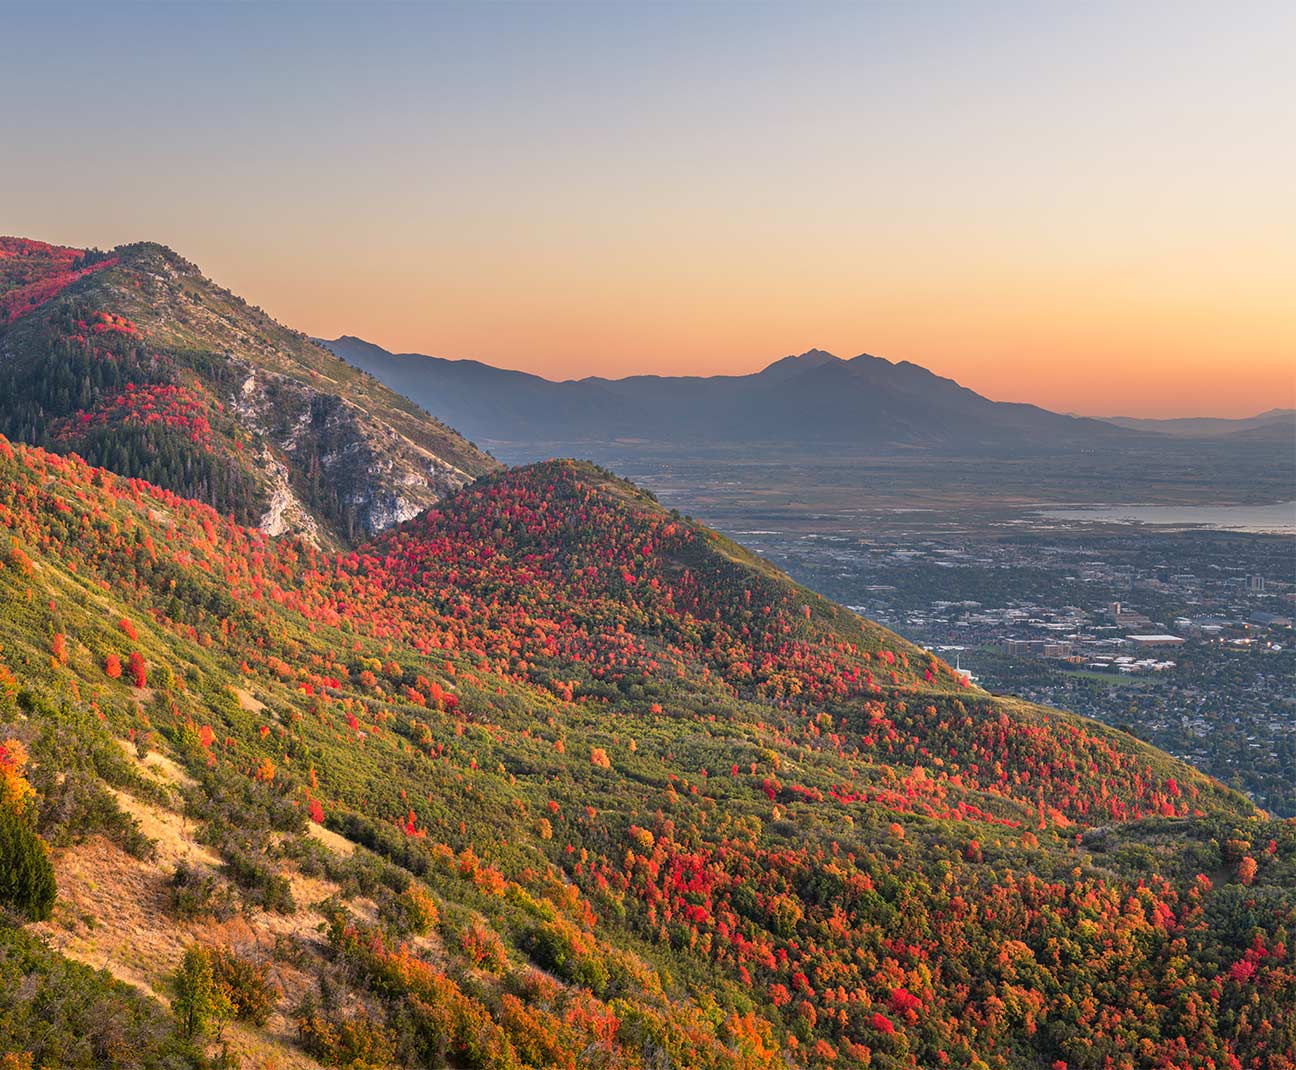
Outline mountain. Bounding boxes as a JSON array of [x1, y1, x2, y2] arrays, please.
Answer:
[[1, 439, 1292, 1069], [320, 335, 1141, 459], [1100, 408, 1296, 439], [0, 238, 498, 544]]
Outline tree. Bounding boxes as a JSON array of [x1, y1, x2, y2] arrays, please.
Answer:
[[126, 651, 147, 688], [0, 805, 56, 922], [1238, 855, 1258, 886], [172, 944, 233, 1039]]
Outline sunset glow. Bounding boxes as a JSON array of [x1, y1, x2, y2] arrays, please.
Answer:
[[3, 1, 1291, 417]]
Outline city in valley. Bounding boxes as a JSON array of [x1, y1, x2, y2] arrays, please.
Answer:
[[600, 459, 1294, 818]]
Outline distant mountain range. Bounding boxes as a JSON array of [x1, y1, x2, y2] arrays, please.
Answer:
[[1098, 409, 1295, 442], [320, 337, 1155, 458]]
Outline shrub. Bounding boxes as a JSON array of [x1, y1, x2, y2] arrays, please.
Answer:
[[169, 861, 235, 920], [0, 807, 55, 922], [298, 1006, 395, 1070], [210, 945, 277, 1025], [522, 920, 608, 994], [459, 921, 507, 973], [222, 846, 295, 914], [388, 882, 439, 936]]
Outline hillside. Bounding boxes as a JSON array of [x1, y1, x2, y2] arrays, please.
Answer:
[[320, 336, 1141, 457], [0, 439, 1291, 1070], [0, 238, 498, 545]]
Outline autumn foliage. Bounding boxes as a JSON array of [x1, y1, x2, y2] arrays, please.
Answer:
[[0, 436, 1291, 1069]]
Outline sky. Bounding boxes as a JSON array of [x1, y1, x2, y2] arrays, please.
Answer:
[[2, 1, 1292, 418]]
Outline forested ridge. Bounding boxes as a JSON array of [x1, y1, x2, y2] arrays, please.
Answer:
[[0, 236, 496, 544]]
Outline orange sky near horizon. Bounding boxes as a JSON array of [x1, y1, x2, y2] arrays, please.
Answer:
[[3, 2, 1292, 419], [215, 222, 1294, 418]]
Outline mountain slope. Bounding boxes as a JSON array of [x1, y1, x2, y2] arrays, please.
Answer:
[[321, 335, 1141, 457], [0, 238, 498, 544], [1, 438, 1291, 1070]]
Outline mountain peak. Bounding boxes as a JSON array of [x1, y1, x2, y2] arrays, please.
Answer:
[[759, 348, 843, 379], [0, 236, 498, 546]]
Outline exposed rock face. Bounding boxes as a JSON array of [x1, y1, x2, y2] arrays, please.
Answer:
[[230, 366, 472, 538], [0, 239, 499, 545], [253, 446, 322, 541]]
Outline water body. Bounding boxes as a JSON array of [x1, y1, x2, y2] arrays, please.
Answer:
[[1036, 501, 1296, 535]]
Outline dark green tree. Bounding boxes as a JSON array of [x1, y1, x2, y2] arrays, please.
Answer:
[[0, 807, 56, 923]]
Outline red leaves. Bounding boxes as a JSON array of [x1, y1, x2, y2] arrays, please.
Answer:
[[1237, 855, 1258, 886], [1229, 957, 1257, 983], [104, 653, 122, 679], [58, 384, 215, 448], [2, 438, 1283, 1069], [126, 650, 146, 688], [888, 987, 922, 1017], [0, 238, 119, 325]]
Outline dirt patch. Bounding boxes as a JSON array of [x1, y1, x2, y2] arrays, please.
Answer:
[[33, 835, 186, 1004], [113, 737, 196, 790], [306, 820, 355, 857], [234, 687, 266, 714], [110, 787, 218, 868]]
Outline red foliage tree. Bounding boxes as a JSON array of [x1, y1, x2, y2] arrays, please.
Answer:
[[126, 651, 147, 688]]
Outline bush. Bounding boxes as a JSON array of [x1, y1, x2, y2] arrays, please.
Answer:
[[168, 861, 235, 920], [0, 807, 55, 923], [221, 847, 295, 914], [522, 920, 608, 995], [210, 945, 277, 1026], [384, 882, 439, 936], [167, 860, 235, 917], [458, 921, 507, 973], [298, 1006, 395, 1070]]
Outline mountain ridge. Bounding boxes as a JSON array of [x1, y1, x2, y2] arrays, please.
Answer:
[[320, 335, 1142, 456], [1098, 408, 1296, 440], [0, 238, 498, 546]]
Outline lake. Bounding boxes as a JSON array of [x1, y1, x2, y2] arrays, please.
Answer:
[[1036, 501, 1296, 535]]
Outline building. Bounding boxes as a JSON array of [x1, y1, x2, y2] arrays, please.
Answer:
[[1126, 634, 1185, 647], [1002, 639, 1074, 658], [1248, 575, 1266, 593], [1111, 604, 1154, 629]]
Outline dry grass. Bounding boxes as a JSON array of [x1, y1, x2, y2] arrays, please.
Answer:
[[31, 782, 351, 1070]]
